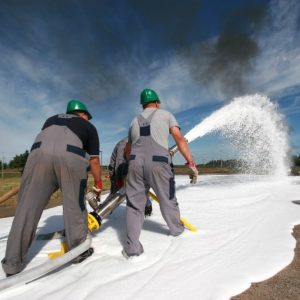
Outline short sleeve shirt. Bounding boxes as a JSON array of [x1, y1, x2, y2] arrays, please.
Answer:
[[128, 108, 179, 150], [42, 114, 100, 156]]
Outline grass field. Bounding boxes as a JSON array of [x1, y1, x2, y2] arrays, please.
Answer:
[[0, 168, 111, 217], [0, 166, 234, 218]]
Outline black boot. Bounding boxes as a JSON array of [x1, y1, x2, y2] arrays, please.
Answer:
[[144, 202, 152, 217]]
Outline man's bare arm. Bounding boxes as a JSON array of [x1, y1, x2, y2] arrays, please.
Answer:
[[170, 127, 193, 162]]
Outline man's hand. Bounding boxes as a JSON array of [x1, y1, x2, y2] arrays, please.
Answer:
[[93, 180, 103, 198], [185, 161, 198, 184]]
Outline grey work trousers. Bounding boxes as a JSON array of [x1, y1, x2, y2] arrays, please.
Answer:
[[124, 158, 184, 255], [2, 147, 89, 275]]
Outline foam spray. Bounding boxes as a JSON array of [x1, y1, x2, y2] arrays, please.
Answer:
[[184, 94, 290, 176]]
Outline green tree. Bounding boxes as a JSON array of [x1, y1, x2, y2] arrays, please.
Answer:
[[291, 155, 300, 166], [294, 155, 300, 166], [9, 150, 29, 169]]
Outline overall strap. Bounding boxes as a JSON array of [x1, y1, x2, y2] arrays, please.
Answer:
[[137, 109, 158, 125], [137, 109, 158, 137]]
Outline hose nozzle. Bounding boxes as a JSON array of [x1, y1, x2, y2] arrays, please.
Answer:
[[85, 192, 100, 211], [169, 144, 178, 157], [169, 138, 188, 157]]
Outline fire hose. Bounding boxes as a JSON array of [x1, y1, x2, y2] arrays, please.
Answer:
[[0, 234, 92, 290]]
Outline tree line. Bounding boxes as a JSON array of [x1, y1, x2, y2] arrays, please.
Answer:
[[0, 151, 29, 170], [1, 151, 300, 170], [294, 155, 300, 166]]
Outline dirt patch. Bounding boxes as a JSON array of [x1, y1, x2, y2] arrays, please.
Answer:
[[231, 224, 300, 300]]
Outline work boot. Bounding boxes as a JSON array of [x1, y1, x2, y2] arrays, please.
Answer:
[[144, 202, 152, 217], [72, 247, 94, 264], [122, 248, 144, 260]]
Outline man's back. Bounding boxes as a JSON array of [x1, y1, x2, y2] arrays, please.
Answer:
[[129, 108, 179, 150], [37, 113, 99, 156]]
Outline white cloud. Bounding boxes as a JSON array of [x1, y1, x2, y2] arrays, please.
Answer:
[[146, 0, 300, 113], [144, 51, 223, 113], [1, 0, 300, 161], [281, 95, 300, 115], [252, 0, 300, 96]]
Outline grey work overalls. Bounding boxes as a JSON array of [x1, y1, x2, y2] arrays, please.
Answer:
[[124, 110, 184, 256], [109, 138, 128, 194], [2, 114, 90, 275]]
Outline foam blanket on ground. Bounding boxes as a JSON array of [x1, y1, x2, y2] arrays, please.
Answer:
[[0, 175, 300, 300]]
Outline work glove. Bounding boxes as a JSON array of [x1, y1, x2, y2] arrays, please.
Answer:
[[93, 180, 103, 199], [185, 161, 198, 184]]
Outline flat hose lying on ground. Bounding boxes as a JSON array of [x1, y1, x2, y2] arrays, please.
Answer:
[[0, 234, 92, 291], [0, 186, 20, 205]]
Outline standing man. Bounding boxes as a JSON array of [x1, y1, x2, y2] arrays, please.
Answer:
[[108, 137, 152, 216], [2, 99, 102, 276], [123, 88, 198, 258]]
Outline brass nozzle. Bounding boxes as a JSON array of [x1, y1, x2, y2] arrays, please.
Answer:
[[169, 144, 178, 157]]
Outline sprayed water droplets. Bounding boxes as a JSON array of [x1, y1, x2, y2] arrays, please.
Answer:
[[185, 94, 290, 175]]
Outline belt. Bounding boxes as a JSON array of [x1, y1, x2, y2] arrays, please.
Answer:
[[66, 144, 86, 157], [129, 155, 168, 163], [30, 142, 86, 158], [152, 155, 168, 163], [30, 141, 41, 151]]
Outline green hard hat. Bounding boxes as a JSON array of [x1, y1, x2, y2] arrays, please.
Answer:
[[66, 99, 92, 120], [140, 88, 160, 105]]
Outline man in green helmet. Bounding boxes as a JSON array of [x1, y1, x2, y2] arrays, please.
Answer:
[[123, 88, 198, 258], [2, 99, 102, 276]]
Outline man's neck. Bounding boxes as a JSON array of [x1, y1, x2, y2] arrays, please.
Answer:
[[144, 103, 160, 109]]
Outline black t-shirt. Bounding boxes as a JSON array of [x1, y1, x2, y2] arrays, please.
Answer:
[[42, 114, 100, 156]]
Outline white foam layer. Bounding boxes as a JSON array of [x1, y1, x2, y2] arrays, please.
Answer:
[[0, 175, 299, 300]]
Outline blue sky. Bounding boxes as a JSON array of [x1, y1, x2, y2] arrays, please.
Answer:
[[0, 0, 299, 165]]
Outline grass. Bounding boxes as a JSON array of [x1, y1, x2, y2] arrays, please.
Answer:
[[0, 166, 235, 217], [0, 168, 111, 208], [291, 166, 300, 176], [174, 165, 236, 175]]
